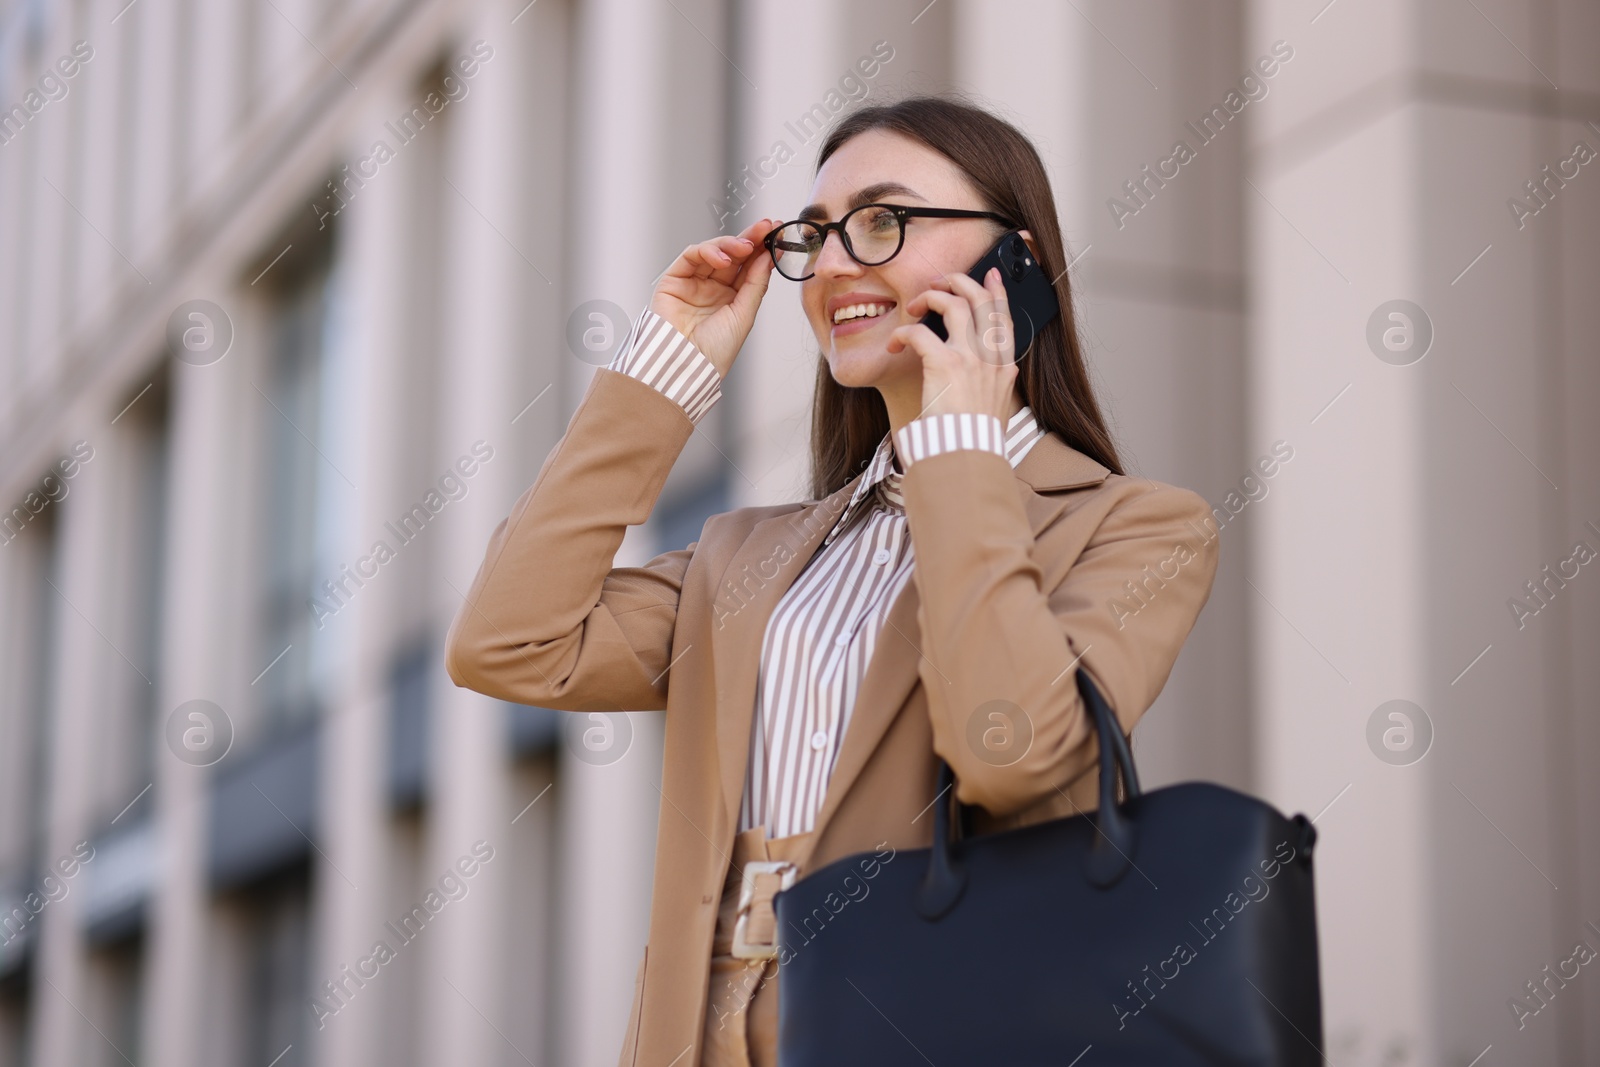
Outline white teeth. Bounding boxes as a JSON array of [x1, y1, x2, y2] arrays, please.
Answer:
[[833, 302, 892, 324]]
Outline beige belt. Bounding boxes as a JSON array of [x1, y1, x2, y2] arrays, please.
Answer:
[[701, 826, 813, 1067]]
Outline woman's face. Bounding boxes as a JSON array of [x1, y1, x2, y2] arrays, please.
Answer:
[[800, 129, 1008, 391]]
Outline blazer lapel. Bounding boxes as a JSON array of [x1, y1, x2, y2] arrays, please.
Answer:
[[710, 480, 858, 833], [803, 433, 1112, 853]]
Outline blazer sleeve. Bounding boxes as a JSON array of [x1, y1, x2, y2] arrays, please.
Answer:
[[900, 450, 1221, 817], [444, 322, 723, 710]]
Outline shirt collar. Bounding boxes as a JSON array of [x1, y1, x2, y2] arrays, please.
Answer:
[[822, 406, 1047, 547]]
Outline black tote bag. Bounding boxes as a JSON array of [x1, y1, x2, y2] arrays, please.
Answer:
[[773, 667, 1324, 1066]]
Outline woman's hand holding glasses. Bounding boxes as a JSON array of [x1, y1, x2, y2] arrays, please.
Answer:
[[650, 217, 782, 377]]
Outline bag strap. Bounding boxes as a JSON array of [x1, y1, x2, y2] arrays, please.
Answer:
[[915, 667, 1141, 920], [1077, 666, 1141, 888]]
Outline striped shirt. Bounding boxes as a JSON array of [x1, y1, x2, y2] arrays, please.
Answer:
[[609, 310, 1045, 836]]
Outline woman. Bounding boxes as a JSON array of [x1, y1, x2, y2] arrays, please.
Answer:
[[445, 96, 1221, 1067]]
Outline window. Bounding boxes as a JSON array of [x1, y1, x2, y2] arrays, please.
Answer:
[[96, 372, 170, 824], [0, 965, 31, 1067], [253, 233, 348, 733], [82, 935, 144, 1067], [224, 863, 312, 1067], [0, 502, 60, 878]]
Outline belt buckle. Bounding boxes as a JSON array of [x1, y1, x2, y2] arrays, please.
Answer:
[[731, 859, 797, 960]]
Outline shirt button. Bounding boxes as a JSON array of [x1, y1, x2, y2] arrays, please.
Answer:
[[834, 632, 851, 646], [810, 730, 828, 750], [872, 548, 891, 565]]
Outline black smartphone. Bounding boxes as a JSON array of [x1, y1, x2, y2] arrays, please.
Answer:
[[918, 229, 1060, 359]]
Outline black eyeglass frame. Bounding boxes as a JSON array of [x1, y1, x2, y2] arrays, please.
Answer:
[[762, 203, 1017, 281]]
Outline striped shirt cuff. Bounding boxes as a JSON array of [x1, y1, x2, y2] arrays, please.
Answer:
[[894, 411, 1008, 467], [606, 309, 723, 423]]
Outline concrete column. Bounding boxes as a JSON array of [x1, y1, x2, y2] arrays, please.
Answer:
[[0, 48, 22, 422], [187, 0, 246, 199], [564, 0, 669, 408], [27, 422, 107, 1067], [302, 84, 416, 1067], [1247, 0, 1600, 1062], [72, 0, 132, 342], [143, 315, 252, 1067], [21, 1, 79, 381], [256, 0, 315, 121], [127, 0, 180, 265], [423, 6, 527, 1065]]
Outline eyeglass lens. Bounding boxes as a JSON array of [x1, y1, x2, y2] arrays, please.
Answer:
[[770, 206, 903, 279]]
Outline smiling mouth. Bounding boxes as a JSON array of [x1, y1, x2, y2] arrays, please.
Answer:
[[832, 301, 896, 326]]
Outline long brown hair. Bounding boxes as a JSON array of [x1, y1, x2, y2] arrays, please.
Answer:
[[807, 95, 1123, 499]]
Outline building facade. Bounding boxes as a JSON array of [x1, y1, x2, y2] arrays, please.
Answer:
[[0, 0, 1595, 1064]]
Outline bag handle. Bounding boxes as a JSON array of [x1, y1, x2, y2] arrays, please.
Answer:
[[915, 667, 1141, 920]]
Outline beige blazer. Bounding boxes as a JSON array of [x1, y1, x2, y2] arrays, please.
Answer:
[[444, 367, 1221, 1067]]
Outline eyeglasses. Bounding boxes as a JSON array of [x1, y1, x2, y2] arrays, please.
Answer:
[[762, 203, 1016, 281]]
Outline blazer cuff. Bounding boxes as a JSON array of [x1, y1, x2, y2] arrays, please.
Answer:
[[607, 309, 723, 423], [893, 411, 1007, 468]]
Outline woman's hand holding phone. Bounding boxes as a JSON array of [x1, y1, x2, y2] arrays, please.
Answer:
[[650, 217, 781, 378], [890, 266, 1019, 424]]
